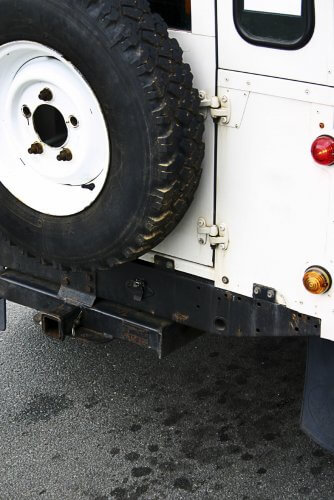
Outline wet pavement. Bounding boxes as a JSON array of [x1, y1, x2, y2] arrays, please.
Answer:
[[0, 302, 333, 499]]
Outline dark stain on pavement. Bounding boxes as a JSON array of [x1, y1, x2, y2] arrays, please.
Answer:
[[131, 466, 152, 477], [15, 393, 72, 424], [174, 476, 193, 491]]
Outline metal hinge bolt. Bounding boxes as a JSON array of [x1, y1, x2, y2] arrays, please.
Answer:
[[197, 218, 229, 250]]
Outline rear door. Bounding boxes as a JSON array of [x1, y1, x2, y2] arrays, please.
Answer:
[[214, 0, 334, 340], [148, 0, 217, 268]]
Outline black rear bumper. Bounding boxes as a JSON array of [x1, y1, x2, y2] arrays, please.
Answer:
[[0, 242, 320, 340]]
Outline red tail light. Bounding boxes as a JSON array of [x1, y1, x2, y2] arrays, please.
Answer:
[[311, 135, 334, 166]]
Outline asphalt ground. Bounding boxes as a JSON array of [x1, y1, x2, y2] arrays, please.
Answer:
[[0, 302, 334, 500]]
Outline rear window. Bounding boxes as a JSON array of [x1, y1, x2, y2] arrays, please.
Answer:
[[233, 0, 315, 50], [149, 0, 191, 31]]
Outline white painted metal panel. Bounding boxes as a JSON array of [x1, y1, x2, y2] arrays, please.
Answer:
[[151, 2, 216, 267], [244, 0, 302, 16], [191, 0, 216, 36], [218, 0, 334, 87], [215, 70, 334, 340]]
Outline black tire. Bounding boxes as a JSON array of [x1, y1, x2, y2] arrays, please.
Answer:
[[0, 0, 204, 270]]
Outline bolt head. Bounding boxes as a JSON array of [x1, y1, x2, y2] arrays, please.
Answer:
[[39, 88, 53, 101], [222, 276, 229, 285], [57, 148, 73, 161], [254, 286, 261, 295], [28, 143, 43, 155], [199, 238, 205, 245], [267, 290, 275, 299]]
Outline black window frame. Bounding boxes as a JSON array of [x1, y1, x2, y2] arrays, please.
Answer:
[[149, 0, 192, 32], [233, 0, 315, 50]]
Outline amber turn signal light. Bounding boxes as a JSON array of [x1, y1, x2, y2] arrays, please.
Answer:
[[303, 266, 331, 295]]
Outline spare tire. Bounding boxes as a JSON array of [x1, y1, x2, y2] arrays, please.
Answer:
[[0, 0, 204, 270]]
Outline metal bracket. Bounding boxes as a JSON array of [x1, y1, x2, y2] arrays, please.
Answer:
[[154, 255, 175, 270], [253, 284, 277, 303], [199, 91, 231, 125], [58, 271, 96, 307], [197, 218, 229, 250]]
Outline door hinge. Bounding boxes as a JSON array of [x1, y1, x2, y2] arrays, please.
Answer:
[[197, 218, 229, 250], [199, 91, 231, 125]]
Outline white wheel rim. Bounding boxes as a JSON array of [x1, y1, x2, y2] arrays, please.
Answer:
[[0, 41, 110, 216]]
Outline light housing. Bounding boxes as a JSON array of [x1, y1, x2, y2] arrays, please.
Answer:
[[303, 266, 331, 295], [311, 135, 334, 166]]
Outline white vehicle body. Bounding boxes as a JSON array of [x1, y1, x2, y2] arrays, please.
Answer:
[[1, 0, 333, 454], [143, 0, 334, 341]]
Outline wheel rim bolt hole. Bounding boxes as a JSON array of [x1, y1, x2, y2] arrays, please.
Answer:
[[69, 115, 79, 128], [22, 105, 31, 119]]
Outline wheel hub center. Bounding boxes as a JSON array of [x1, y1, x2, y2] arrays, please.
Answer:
[[33, 104, 68, 148]]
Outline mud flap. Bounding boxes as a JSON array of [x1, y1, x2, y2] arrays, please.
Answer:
[[301, 337, 334, 453]]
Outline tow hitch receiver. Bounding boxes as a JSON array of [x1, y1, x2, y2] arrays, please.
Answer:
[[0, 270, 202, 358], [41, 305, 81, 341], [301, 337, 334, 454], [45, 302, 202, 358]]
